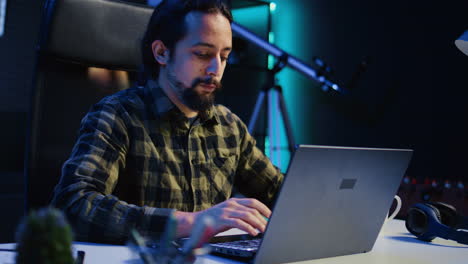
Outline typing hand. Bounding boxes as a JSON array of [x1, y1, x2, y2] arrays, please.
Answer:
[[174, 198, 270, 238]]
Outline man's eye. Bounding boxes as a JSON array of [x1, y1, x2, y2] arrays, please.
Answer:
[[221, 56, 229, 62], [194, 52, 209, 58]]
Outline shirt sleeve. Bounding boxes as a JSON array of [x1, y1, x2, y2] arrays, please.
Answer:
[[234, 118, 284, 208], [51, 101, 172, 244]]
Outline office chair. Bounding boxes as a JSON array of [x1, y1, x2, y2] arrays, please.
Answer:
[[24, 0, 153, 211]]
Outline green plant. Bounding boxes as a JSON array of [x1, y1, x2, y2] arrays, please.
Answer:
[[15, 207, 74, 264]]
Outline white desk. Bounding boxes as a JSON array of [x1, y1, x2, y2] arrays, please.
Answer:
[[1, 220, 467, 264]]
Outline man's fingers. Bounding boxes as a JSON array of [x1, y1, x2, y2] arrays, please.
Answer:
[[225, 218, 260, 236], [245, 207, 268, 227], [235, 198, 271, 218], [229, 209, 267, 233], [202, 198, 271, 237]]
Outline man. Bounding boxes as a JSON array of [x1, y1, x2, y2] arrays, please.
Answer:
[[52, 0, 283, 244]]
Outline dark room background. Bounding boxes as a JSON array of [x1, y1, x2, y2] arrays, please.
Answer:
[[0, 0, 467, 242]]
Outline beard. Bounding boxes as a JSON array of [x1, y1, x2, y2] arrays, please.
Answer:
[[166, 66, 222, 112]]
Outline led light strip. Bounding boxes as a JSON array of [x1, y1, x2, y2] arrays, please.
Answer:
[[0, 0, 6, 37]]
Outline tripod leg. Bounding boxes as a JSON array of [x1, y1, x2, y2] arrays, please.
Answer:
[[248, 90, 267, 134]]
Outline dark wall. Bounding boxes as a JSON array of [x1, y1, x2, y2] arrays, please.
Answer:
[[0, 0, 45, 242], [272, 0, 468, 182]]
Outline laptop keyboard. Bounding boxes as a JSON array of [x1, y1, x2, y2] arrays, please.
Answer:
[[210, 238, 261, 252]]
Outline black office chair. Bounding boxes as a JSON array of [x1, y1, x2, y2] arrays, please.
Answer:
[[24, 0, 153, 211]]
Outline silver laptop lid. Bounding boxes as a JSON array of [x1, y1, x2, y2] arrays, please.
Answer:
[[254, 145, 413, 264]]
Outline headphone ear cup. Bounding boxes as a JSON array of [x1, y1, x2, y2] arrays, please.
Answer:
[[427, 201, 458, 227], [424, 203, 442, 222], [406, 203, 442, 242]]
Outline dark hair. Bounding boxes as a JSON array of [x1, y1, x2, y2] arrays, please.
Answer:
[[141, 0, 233, 80]]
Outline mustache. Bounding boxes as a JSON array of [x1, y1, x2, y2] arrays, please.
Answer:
[[191, 76, 222, 90]]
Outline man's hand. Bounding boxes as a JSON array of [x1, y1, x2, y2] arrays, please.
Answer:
[[174, 198, 271, 238]]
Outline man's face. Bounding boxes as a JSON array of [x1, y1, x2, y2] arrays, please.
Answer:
[[164, 11, 232, 111]]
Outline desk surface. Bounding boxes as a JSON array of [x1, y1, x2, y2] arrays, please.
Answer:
[[1, 220, 467, 264]]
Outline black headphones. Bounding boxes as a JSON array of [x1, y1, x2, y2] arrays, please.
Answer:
[[405, 202, 468, 245]]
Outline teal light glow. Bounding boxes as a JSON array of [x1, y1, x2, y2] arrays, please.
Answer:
[[270, 2, 277, 13], [266, 1, 315, 172], [268, 32, 275, 43], [273, 1, 309, 144], [268, 55, 274, 70], [268, 32, 275, 69], [232, 1, 299, 172], [232, 5, 269, 34], [265, 135, 270, 158], [268, 88, 291, 172]]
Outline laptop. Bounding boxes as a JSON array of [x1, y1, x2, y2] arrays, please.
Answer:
[[209, 145, 413, 264]]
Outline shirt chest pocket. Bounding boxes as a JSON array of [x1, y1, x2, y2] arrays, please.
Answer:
[[193, 151, 238, 204]]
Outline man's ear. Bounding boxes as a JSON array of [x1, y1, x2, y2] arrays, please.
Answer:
[[151, 40, 170, 66]]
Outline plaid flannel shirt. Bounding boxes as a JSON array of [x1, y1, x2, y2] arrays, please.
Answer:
[[51, 80, 283, 244]]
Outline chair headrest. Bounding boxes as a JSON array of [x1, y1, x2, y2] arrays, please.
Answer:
[[40, 0, 153, 71]]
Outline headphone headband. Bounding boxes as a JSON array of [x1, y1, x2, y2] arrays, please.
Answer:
[[427, 202, 468, 230]]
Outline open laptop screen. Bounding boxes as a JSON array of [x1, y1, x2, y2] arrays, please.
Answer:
[[210, 145, 413, 264]]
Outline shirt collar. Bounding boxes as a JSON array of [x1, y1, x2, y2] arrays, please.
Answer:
[[146, 79, 220, 125]]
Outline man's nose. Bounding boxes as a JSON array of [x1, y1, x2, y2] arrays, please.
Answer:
[[206, 56, 222, 77]]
